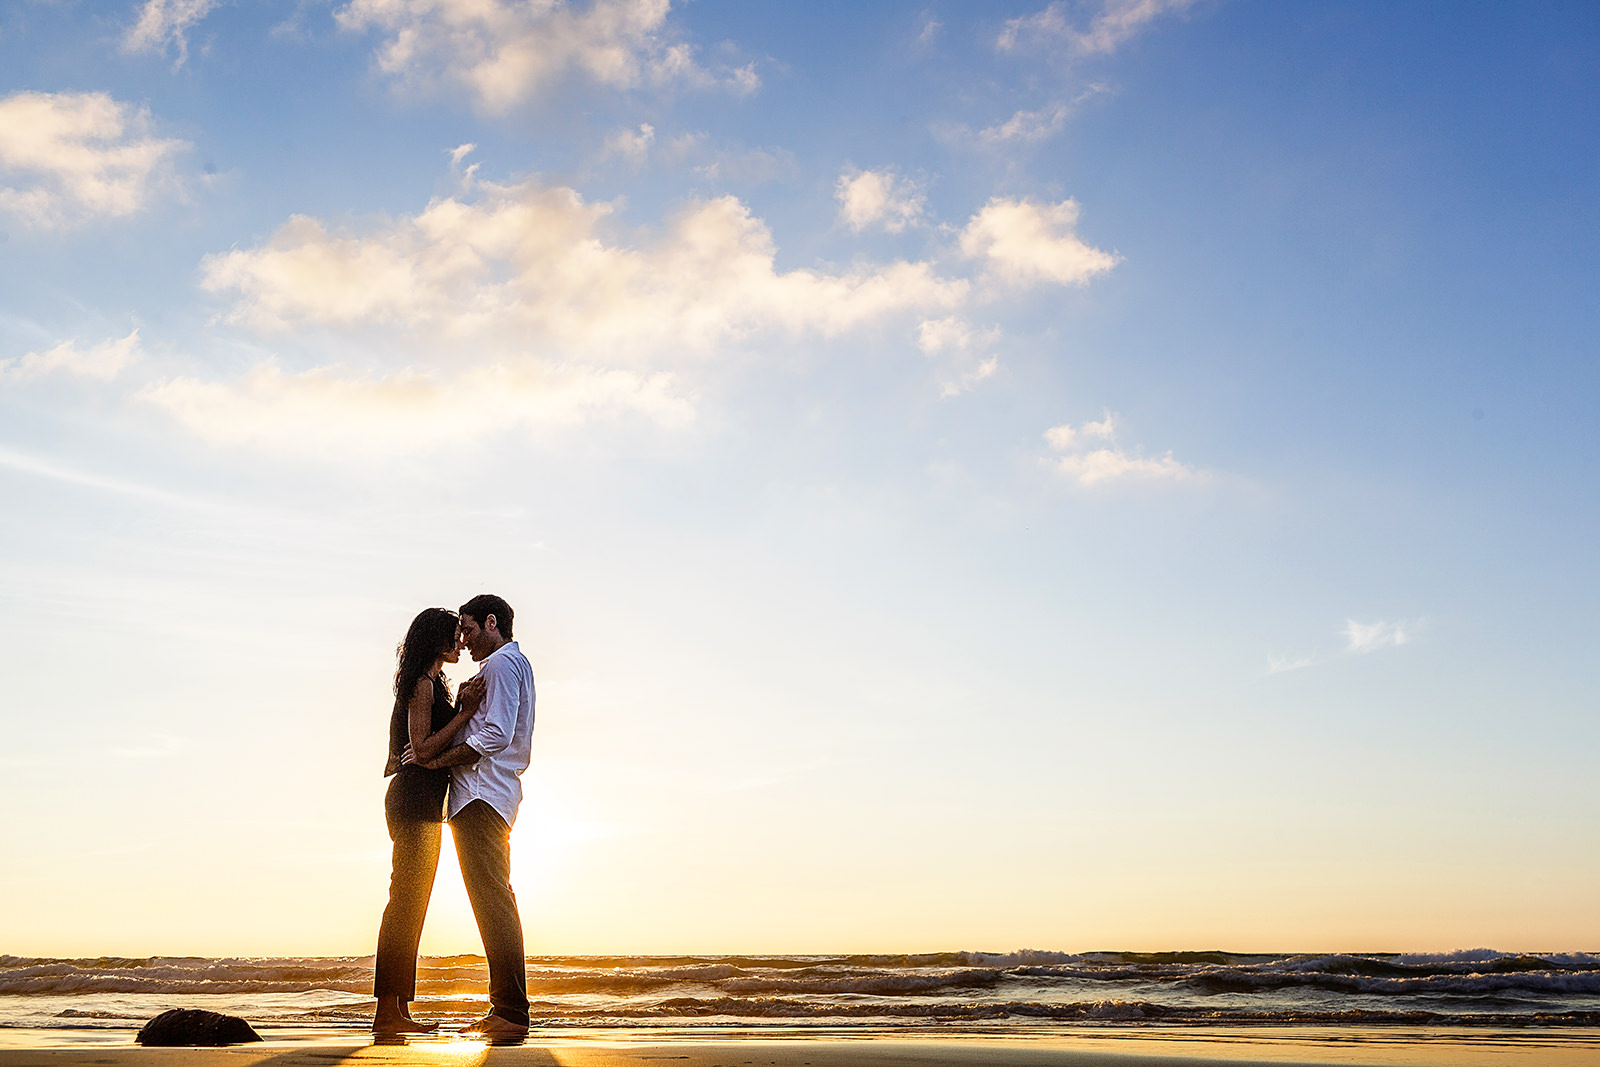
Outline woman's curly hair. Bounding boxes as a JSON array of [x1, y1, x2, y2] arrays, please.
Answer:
[[393, 607, 457, 710]]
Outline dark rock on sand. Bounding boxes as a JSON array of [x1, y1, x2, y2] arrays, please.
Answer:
[[136, 1008, 263, 1046]]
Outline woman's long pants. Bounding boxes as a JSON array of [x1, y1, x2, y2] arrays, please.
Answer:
[[373, 817, 442, 1000]]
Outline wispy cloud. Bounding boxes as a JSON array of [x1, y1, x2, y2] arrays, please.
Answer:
[[917, 316, 999, 356], [979, 2, 1186, 153], [682, 140, 795, 187], [1268, 618, 1422, 675], [998, 0, 1194, 57], [123, 0, 221, 66], [1343, 618, 1411, 654], [1042, 411, 1197, 486], [602, 127, 798, 189], [918, 316, 1002, 397], [942, 355, 998, 397], [603, 123, 656, 166], [942, 84, 1111, 151], [1053, 448, 1193, 485], [0, 329, 142, 382], [0, 91, 187, 228], [336, 0, 757, 114], [978, 103, 1073, 145], [0, 444, 206, 509], [1043, 411, 1115, 450], [139, 360, 693, 454]]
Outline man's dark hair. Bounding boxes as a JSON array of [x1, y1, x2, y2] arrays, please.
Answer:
[[460, 593, 514, 640]]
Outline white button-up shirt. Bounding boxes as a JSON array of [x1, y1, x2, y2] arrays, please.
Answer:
[[448, 640, 536, 826]]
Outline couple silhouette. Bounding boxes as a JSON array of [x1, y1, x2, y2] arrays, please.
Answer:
[[372, 594, 536, 1039]]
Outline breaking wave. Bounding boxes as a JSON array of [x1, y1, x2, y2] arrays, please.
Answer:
[[4, 950, 1598, 1032]]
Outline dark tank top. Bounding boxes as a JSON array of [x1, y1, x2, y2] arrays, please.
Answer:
[[384, 675, 455, 823]]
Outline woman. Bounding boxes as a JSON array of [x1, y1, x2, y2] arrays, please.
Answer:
[[372, 607, 482, 1034]]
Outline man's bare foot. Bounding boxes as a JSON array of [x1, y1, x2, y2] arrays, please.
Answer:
[[477, 1015, 529, 1040], [462, 1014, 528, 1038]]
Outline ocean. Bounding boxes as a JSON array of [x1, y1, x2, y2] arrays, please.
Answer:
[[3, 950, 1599, 1038]]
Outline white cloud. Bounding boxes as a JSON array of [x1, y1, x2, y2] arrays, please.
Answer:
[[1043, 424, 1077, 450], [335, 0, 757, 114], [1042, 410, 1113, 448], [1267, 655, 1316, 675], [123, 0, 221, 65], [917, 316, 992, 356], [200, 176, 970, 357], [914, 10, 942, 47], [1052, 447, 1192, 485], [0, 91, 187, 227], [1343, 619, 1411, 654], [0, 329, 142, 381], [171, 172, 1125, 452], [998, 0, 1193, 56], [960, 197, 1118, 288], [1081, 411, 1116, 439], [979, 103, 1072, 145], [835, 167, 926, 233], [1043, 413, 1197, 486], [139, 360, 693, 455]]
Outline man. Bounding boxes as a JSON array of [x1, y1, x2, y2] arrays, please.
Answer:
[[410, 593, 536, 1038]]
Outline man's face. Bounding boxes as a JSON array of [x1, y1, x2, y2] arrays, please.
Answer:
[[459, 615, 495, 662]]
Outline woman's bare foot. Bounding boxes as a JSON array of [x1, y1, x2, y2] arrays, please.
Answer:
[[373, 1020, 434, 1034], [373, 996, 438, 1034], [373, 1015, 436, 1035]]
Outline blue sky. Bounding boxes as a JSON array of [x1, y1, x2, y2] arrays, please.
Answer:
[[2, 0, 1598, 955]]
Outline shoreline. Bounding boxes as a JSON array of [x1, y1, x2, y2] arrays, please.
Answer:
[[3, 1026, 1599, 1067]]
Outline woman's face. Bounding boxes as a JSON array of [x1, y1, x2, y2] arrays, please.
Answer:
[[441, 629, 462, 665]]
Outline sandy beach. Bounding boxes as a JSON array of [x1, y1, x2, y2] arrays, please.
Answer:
[[3, 1028, 1598, 1067]]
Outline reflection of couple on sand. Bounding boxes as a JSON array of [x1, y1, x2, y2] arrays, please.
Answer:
[[372, 594, 535, 1039]]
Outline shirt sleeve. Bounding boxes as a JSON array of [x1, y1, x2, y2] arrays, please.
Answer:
[[462, 657, 517, 757]]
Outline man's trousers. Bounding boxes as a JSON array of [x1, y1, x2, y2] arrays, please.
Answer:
[[450, 799, 529, 1027]]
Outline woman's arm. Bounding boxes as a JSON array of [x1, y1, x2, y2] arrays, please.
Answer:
[[407, 676, 483, 763]]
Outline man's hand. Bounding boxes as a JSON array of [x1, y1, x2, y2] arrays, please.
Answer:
[[400, 741, 462, 771], [427, 742, 483, 768], [459, 675, 487, 713]]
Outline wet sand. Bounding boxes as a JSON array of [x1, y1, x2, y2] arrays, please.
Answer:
[[2, 1027, 1598, 1067]]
